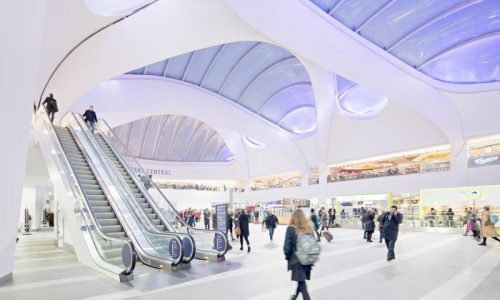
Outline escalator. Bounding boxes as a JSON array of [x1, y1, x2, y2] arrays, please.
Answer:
[[97, 119, 229, 260], [43, 111, 189, 272], [54, 126, 126, 244], [35, 111, 136, 282], [95, 134, 167, 232], [94, 133, 196, 263]]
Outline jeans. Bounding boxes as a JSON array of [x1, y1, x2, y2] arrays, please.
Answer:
[[86, 121, 96, 134], [269, 227, 275, 240], [385, 239, 396, 259]]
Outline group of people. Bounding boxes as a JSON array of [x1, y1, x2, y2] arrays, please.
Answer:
[[463, 206, 500, 246], [42, 93, 98, 134]]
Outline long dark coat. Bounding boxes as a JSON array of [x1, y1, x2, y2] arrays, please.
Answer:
[[364, 212, 375, 232], [238, 214, 250, 237], [283, 226, 312, 282], [380, 212, 403, 241]]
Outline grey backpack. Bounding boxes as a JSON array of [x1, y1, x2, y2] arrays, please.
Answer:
[[295, 232, 321, 265]]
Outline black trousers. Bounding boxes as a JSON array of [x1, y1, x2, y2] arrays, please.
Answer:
[[240, 235, 249, 247], [295, 281, 310, 300], [366, 231, 373, 241], [48, 111, 55, 122], [385, 239, 396, 259]]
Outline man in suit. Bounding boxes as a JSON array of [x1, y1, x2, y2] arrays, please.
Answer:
[[380, 205, 403, 261]]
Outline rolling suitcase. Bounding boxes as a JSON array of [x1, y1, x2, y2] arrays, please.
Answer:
[[322, 231, 333, 242]]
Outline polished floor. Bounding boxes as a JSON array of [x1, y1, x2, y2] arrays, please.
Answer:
[[2, 224, 499, 300]]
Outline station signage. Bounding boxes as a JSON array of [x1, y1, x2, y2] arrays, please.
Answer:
[[131, 167, 172, 176]]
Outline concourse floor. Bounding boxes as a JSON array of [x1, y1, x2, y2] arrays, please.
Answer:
[[2, 224, 499, 300]]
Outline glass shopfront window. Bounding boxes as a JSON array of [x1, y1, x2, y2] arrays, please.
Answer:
[[249, 170, 302, 191], [327, 146, 450, 183]]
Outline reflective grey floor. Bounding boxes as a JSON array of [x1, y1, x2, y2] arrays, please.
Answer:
[[2, 224, 499, 300]]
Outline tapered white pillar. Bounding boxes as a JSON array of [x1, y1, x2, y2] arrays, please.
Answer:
[[0, 1, 46, 282]]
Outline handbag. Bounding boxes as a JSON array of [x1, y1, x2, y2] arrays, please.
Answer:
[[235, 226, 241, 236]]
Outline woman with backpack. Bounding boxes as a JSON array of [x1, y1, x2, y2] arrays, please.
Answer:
[[284, 209, 317, 300]]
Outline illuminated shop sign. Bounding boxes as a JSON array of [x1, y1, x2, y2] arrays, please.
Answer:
[[468, 155, 500, 167]]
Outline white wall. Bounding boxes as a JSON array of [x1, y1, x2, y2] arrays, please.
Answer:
[[327, 101, 448, 163], [0, 1, 47, 281]]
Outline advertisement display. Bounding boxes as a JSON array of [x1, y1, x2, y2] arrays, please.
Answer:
[[216, 204, 228, 232], [214, 232, 226, 252], [169, 239, 181, 261]]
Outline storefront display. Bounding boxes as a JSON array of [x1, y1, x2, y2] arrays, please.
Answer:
[[392, 193, 420, 226], [249, 170, 302, 191], [332, 193, 390, 222], [327, 146, 451, 182], [420, 185, 500, 229], [467, 135, 500, 168]]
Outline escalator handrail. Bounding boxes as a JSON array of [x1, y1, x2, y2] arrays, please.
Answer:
[[96, 133, 196, 263], [36, 109, 135, 275], [98, 118, 229, 256], [68, 113, 185, 267]]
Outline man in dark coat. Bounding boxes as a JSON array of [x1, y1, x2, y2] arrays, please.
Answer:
[[83, 105, 98, 134], [265, 211, 279, 241], [42, 93, 58, 123], [380, 205, 403, 261]]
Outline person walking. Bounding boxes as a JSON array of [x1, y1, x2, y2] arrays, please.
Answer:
[[254, 210, 260, 224], [237, 209, 251, 252], [328, 208, 336, 226], [380, 205, 403, 261], [42, 93, 58, 123], [265, 211, 279, 241], [364, 209, 375, 242], [470, 211, 481, 242], [464, 208, 472, 236], [284, 209, 315, 300], [478, 206, 500, 246], [83, 105, 98, 134], [377, 210, 385, 243], [261, 210, 268, 230], [203, 209, 210, 230], [211, 210, 217, 231], [310, 208, 321, 242], [446, 208, 455, 228], [227, 210, 235, 241], [319, 207, 329, 235]]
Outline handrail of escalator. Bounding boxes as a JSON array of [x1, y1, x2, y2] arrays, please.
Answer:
[[96, 132, 196, 263], [72, 115, 196, 264], [35, 109, 136, 279], [66, 112, 186, 268], [98, 118, 229, 257]]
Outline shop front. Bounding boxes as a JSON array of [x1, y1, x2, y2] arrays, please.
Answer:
[[420, 185, 500, 230], [332, 193, 390, 224]]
